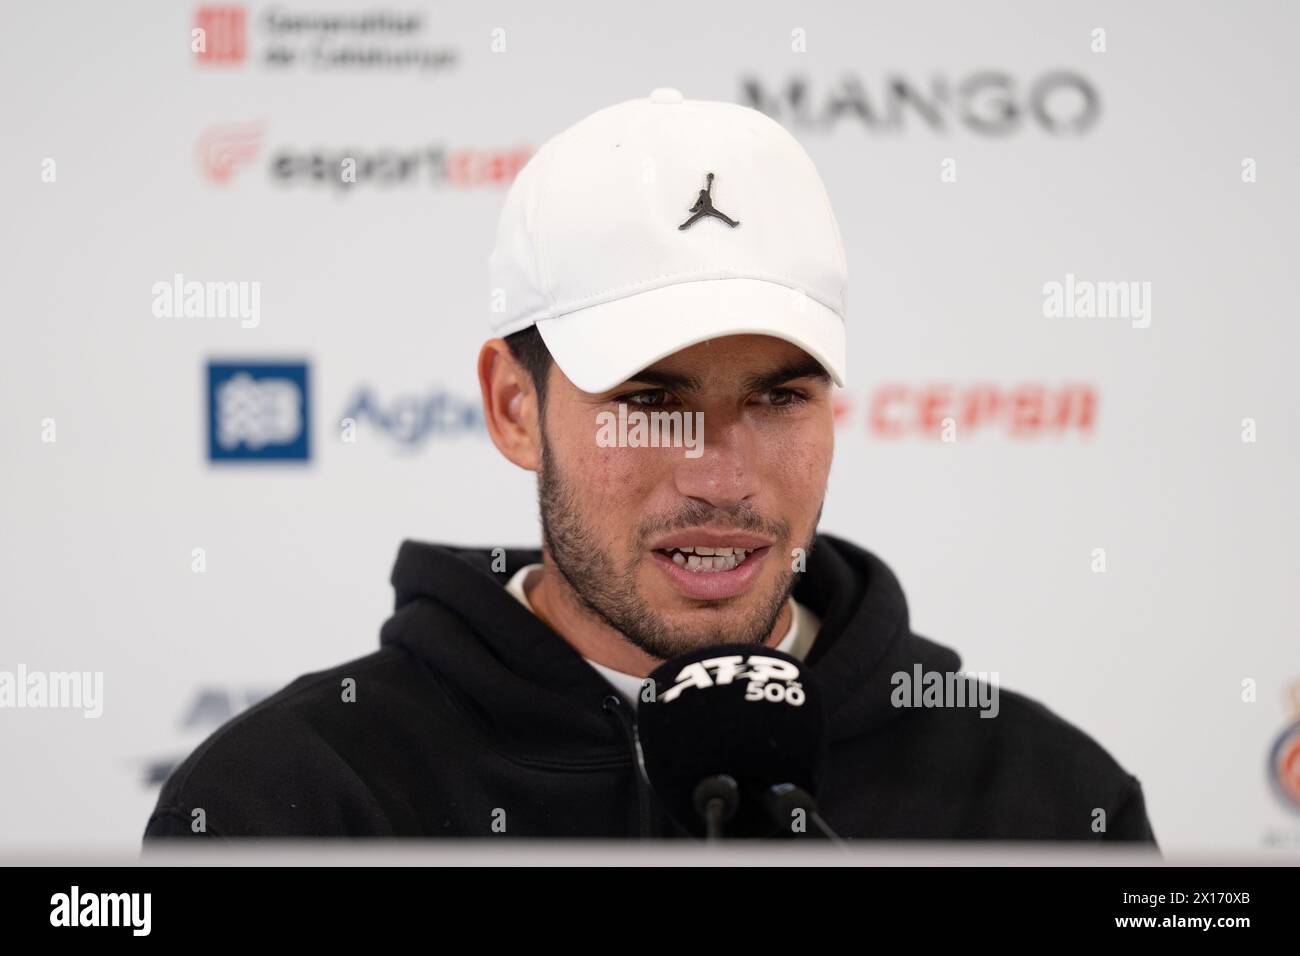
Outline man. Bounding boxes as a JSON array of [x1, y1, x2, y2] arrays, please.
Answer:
[[144, 88, 1156, 842]]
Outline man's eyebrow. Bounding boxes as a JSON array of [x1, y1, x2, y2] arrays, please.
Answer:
[[742, 359, 832, 393], [619, 369, 703, 392], [617, 359, 830, 394]]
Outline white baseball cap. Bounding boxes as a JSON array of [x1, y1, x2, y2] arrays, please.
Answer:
[[488, 87, 848, 393]]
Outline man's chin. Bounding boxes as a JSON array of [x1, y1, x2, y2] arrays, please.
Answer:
[[630, 582, 791, 657]]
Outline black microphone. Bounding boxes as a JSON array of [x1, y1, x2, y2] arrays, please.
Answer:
[[763, 782, 845, 844], [635, 644, 828, 838], [693, 775, 740, 841]]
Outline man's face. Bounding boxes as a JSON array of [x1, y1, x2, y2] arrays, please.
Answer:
[[537, 334, 835, 660]]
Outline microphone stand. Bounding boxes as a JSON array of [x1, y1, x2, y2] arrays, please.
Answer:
[[765, 783, 849, 850], [692, 775, 740, 842]]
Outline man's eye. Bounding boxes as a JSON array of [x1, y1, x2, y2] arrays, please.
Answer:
[[764, 388, 808, 408], [618, 389, 669, 407]]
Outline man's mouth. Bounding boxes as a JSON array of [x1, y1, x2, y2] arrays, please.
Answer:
[[649, 543, 772, 600], [654, 545, 759, 573], [647, 530, 775, 599]]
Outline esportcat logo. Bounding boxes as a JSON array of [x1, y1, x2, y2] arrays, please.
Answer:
[[660, 654, 806, 706]]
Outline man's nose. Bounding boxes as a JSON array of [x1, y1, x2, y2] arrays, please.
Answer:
[[671, 417, 759, 509]]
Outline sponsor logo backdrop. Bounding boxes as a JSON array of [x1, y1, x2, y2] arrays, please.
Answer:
[[1, 0, 1297, 852]]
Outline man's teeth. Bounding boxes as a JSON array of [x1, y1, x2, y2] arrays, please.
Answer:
[[663, 546, 755, 572]]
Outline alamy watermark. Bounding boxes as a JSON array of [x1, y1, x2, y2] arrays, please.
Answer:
[[0, 665, 103, 718], [596, 403, 704, 458], [1042, 273, 1151, 328], [152, 273, 260, 328], [890, 665, 999, 718], [50, 886, 150, 935]]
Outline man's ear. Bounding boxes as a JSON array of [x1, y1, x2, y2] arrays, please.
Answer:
[[478, 338, 541, 471]]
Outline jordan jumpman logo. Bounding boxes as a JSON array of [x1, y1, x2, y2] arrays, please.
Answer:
[[678, 172, 740, 230]]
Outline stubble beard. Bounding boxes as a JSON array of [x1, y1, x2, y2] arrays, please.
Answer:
[[536, 430, 819, 662]]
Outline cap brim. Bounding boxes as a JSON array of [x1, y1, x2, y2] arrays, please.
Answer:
[[533, 278, 846, 394]]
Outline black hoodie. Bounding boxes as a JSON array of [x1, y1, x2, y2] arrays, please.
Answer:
[[143, 533, 1157, 842]]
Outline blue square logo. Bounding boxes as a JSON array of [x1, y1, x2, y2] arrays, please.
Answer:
[[207, 361, 310, 462]]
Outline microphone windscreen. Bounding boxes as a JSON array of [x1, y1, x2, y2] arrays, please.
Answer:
[[636, 644, 826, 837]]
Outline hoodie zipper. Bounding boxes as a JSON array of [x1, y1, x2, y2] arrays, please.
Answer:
[[601, 694, 655, 838]]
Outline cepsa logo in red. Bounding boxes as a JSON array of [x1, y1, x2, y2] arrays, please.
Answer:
[[833, 383, 1097, 439]]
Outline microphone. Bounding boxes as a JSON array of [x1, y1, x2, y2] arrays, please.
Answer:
[[693, 775, 740, 840], [763, 783, 846, 844], [635, 644, 829, 838]]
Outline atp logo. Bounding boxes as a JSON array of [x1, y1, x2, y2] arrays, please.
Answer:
[[661, 654, 806, 706], [207, 361, 310, 462]]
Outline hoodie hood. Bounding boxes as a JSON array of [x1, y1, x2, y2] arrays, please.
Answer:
[[380, 532, 961, 755]]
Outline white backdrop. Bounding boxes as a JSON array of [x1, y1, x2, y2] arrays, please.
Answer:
[[2, 0, 1298, 854]]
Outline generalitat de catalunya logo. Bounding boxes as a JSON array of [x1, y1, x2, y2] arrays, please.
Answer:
[[207, 360, 310, 462], [191, 5, 458, 74]]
